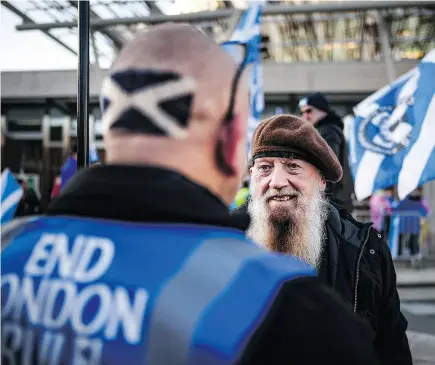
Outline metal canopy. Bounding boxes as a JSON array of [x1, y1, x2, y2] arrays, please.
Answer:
[[2, 0, 238, 68], [14, 1, 435, 30], [3, 0, 435, 64]]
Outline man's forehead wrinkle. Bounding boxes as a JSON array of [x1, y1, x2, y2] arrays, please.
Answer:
[[279, 158, 302, 165]]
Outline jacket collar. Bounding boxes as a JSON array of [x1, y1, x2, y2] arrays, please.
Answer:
[[47, 165, 249, 232], [321, 203, 372, 286], [316, 111, 344, 130], [326, 203, 371, 245]]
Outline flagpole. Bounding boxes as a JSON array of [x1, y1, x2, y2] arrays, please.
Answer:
[[376, 11, 395, 83], [77, 0, 90, 169]]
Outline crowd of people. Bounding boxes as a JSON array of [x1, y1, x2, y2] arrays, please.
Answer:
[[2, 24, 415, 365]]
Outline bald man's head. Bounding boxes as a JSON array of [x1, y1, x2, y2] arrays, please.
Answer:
[[101, 23, 250, 205], [103, 24, 245, 134]]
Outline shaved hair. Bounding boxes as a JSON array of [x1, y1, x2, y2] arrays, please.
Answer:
[[102, 23, 250, 205], [110, 23, 239, 128]]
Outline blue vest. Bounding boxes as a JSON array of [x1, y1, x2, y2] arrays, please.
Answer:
[[1, 216, 315, 365]]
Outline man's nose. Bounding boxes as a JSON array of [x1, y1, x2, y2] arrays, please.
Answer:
[[269, 166, 289, 190]]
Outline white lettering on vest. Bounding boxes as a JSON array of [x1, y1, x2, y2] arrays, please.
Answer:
[[73, 237, 114, 283], [2, 322, 22, 365], [42, 279, 76, 329], [1, 274, 19, 318], [72, 337, 103, 365], [2, 230, 150, 365], [71, 284, 112, 336], [104, 286, 149, 344]]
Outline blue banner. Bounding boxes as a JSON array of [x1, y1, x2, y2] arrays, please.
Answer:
[[60, 145, 99, 190], [228, 2, 264, 156], [349, 49, 435, 200]]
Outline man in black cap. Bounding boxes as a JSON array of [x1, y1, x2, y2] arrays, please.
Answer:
[[299, 92, 354, 212], [246, 114, 412, 365]]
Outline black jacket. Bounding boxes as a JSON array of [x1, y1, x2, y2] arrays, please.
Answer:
[[320, 203, 412, 365], [315, 112, 354, 212], [48, 165, 379, 365], [232, 202, 412, 365]]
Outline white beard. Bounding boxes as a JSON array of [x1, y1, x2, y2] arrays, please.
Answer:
[[247, 181, 328, 269]]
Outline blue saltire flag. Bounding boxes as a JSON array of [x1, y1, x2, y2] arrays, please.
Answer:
[[227, 2, 265, 156], [349, 49, 435, 201], [1, 168, 23, 224], [60, 145, 99, 190]]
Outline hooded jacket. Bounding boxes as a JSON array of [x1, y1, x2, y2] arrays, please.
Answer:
[[315, 112, 354, 212], [320, 203, 412, 365]]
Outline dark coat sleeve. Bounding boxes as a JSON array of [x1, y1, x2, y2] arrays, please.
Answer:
[[374, 234, 412, 365], [241, 277, 380, 365]]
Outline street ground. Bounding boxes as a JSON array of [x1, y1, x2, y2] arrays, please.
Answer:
[[397, 266, 435, 365]]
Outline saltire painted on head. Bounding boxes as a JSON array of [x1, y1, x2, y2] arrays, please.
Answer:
[[1, 168, 23, 224], [100, 69, 196, 139], [349, 48, 435, 201], [60, 145, 100, 191], [227, 2, 265, 156]]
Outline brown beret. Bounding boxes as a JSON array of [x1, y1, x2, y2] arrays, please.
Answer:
[[251, 114, 343, 182]]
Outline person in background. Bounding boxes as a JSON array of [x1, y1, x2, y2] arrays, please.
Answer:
[[14, 176, 40, 217], [393, 188, 430, 258], [2, 24, 379, 365], [50, 174, 62, 201], [59, 142, 100, 192], [241, 114, 412, 365], [369, 189, 393, 232], [299, 92, 354, 213]]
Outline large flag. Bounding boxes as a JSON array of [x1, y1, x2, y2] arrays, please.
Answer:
[[1, 168, 23, 224], [349, 49, 435, 200], [228, 2, 264, 155]]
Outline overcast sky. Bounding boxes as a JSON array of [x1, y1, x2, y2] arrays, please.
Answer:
[[1, 6, 79, 71], [0, 0, 244, 71]]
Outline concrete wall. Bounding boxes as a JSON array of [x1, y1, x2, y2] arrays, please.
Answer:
[[1, 60, 418, 99]]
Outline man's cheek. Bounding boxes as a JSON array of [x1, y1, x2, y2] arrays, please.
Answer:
[[256, 179, 269, 197]]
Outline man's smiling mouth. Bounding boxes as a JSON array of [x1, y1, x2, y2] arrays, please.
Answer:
[[268, 195, 297, 202]]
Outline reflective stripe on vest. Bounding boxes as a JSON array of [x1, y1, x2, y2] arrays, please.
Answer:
[[1, 217, 314, 365], [146, 238, 314, 365], [1, 216, 37, 250]]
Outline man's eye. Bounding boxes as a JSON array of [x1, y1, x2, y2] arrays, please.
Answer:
[[287, 163, 301, 169], [258, 165, 272, 172]]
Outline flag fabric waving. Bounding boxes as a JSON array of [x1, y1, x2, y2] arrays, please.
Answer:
[[1, 168, 23, 224], [60, 155, 78, 191], [349, 49, 435, 201], [228, 2, 264, 156]]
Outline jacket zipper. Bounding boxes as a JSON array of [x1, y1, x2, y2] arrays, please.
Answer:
[[353, 225, 372, 313]]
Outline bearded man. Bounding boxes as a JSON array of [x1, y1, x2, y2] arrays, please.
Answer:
[[235, 114, 412, 365]]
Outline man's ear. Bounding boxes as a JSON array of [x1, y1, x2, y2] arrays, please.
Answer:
[[216, 112, 244, 176], [249, 166, 253, 176], [320, 176, 327, 191]]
